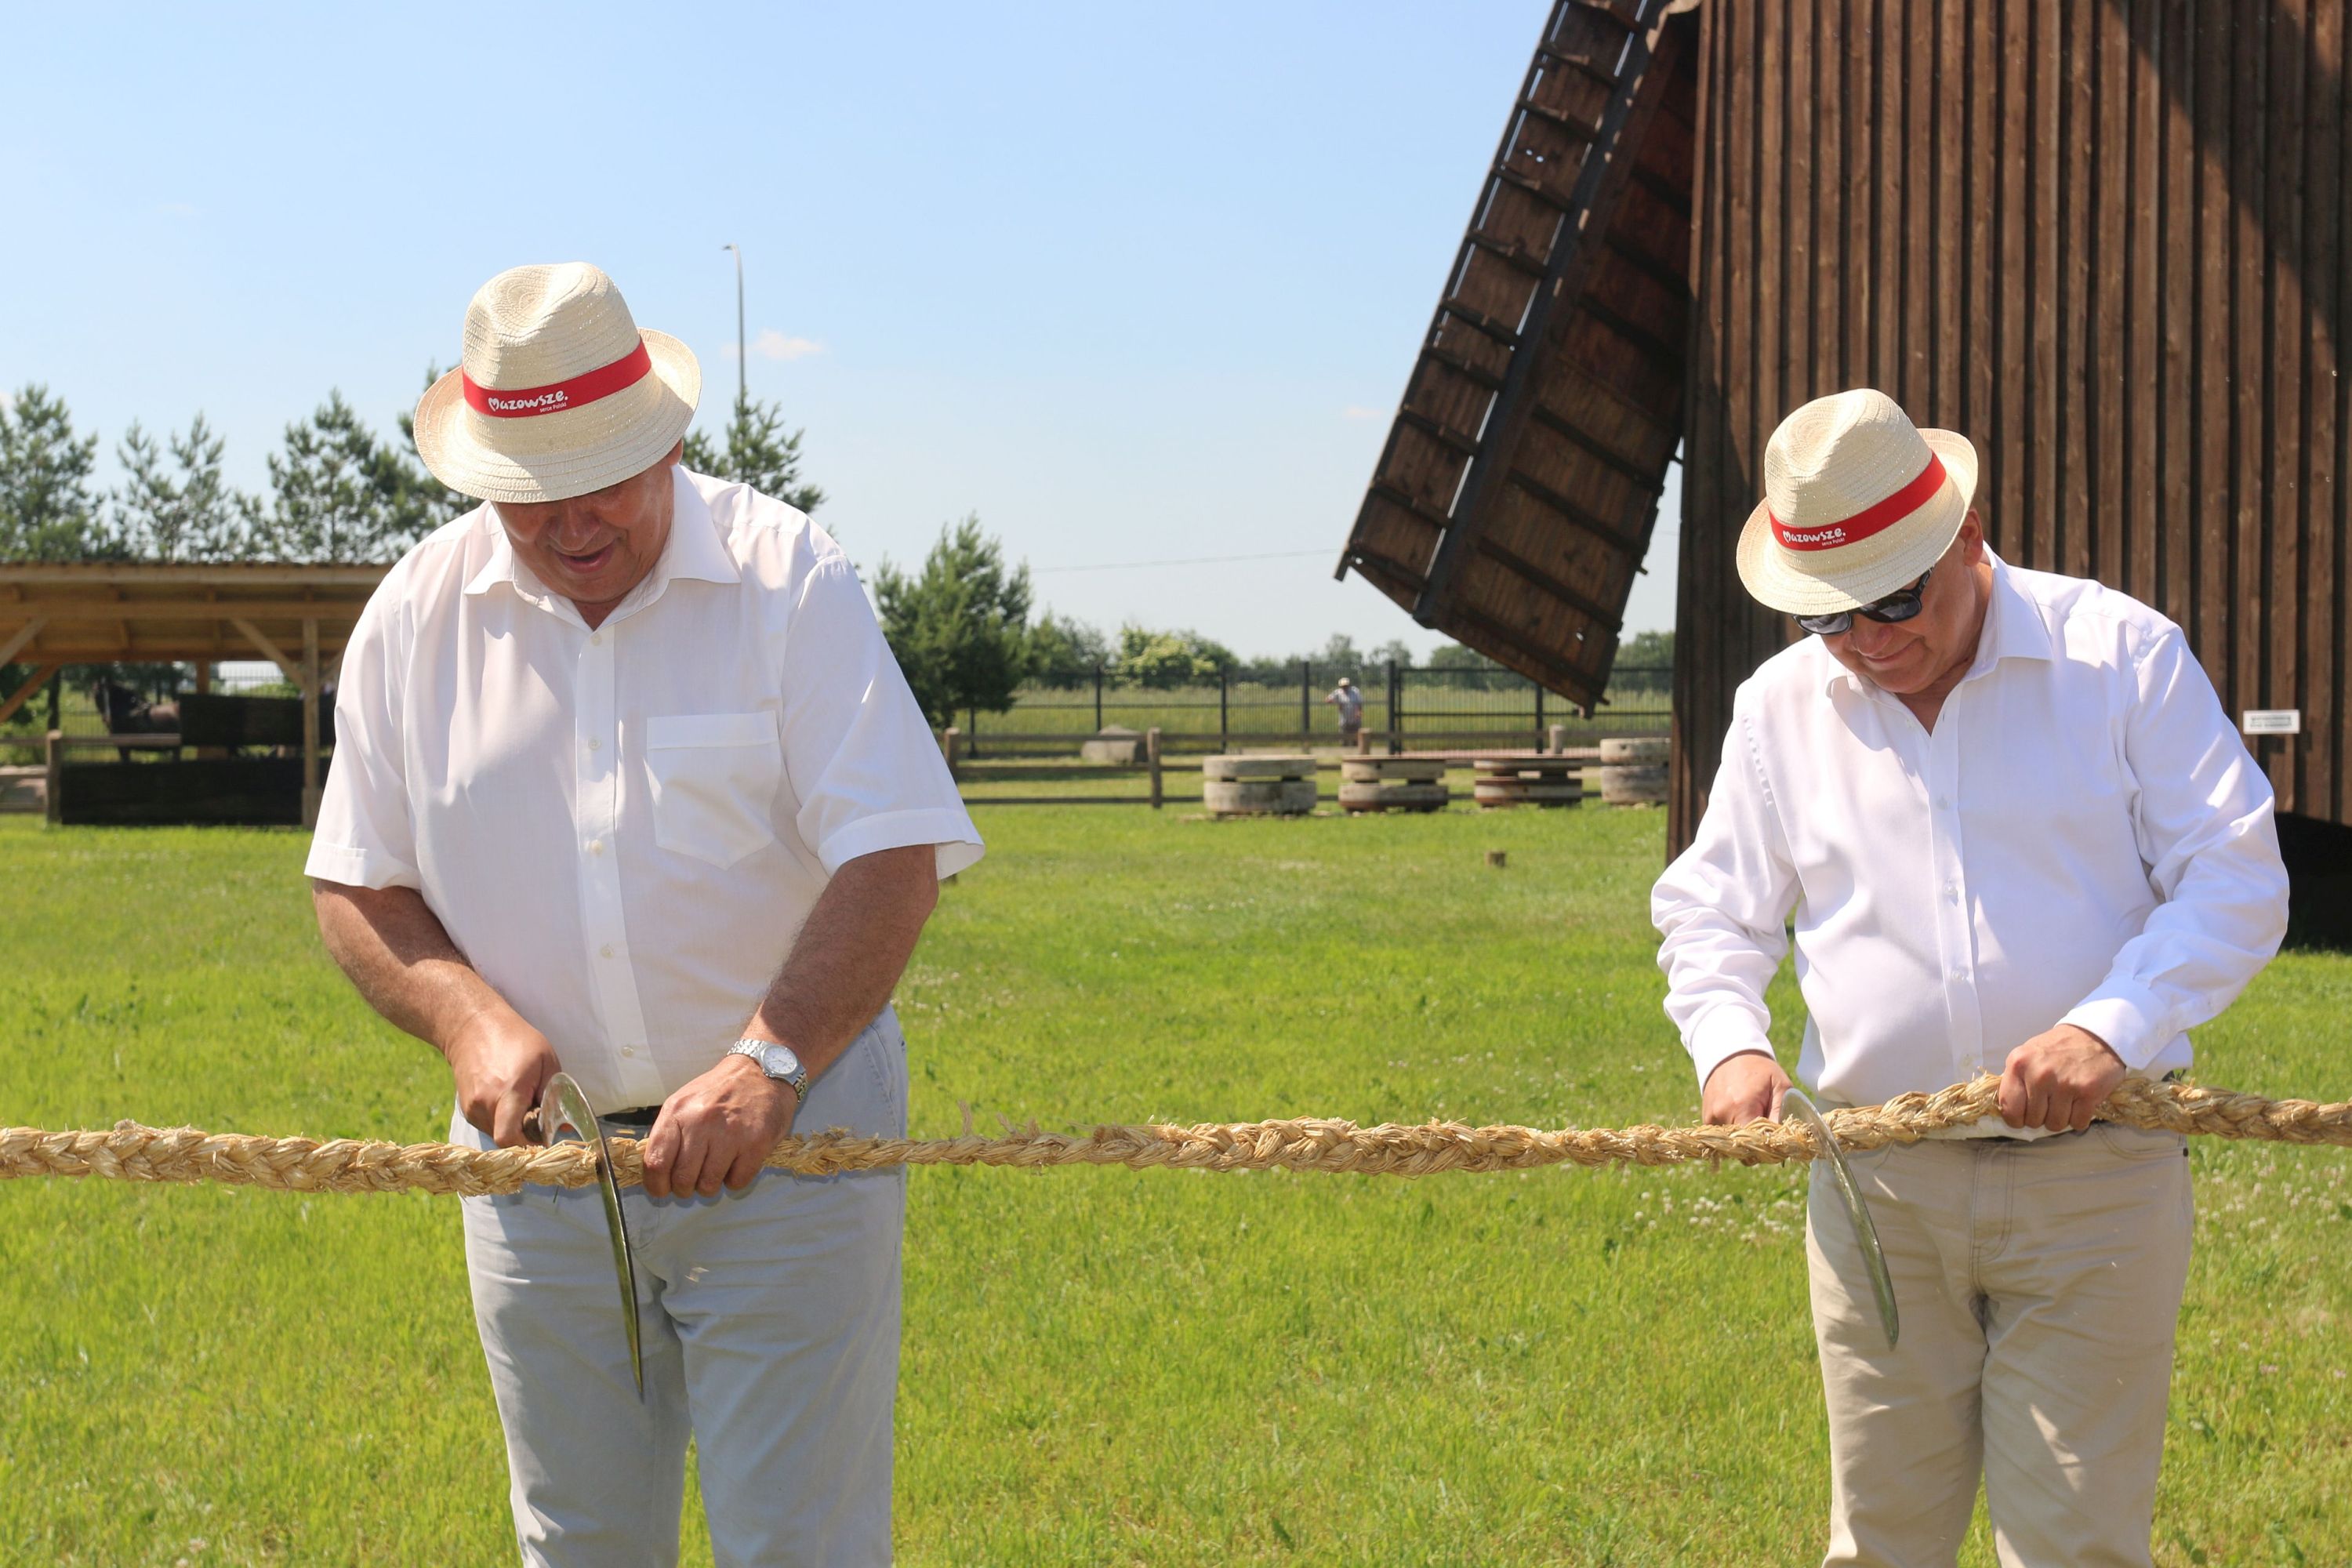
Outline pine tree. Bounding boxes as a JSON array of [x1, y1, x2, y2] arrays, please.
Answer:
[[107, 414, 259, 561], [0, 385, 102, 562], [872, 516, 1033, 728], [257, 392, 442, 562], [683, 393, 826, 518]]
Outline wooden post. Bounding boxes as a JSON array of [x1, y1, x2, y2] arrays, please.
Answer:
[[1385, 659, 1403, 755], [1300, 659, 1312, 737], [1146, 727, 1163, 809], [1356, 725, 1372, 756], [300, 618, 321, 829], [190, 660, 228, 760], [1548, 723, 1566, 755], [1093, 664, 1104, 732], [44, 730, 61, 827], [940, 726, 960, 782]]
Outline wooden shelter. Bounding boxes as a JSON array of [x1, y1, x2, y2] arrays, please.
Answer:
[[0, 564, 387, 825], [1340, 0, 2352, 868]]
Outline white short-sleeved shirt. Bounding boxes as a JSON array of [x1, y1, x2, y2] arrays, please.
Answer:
[[306, 467, 983, 1112]]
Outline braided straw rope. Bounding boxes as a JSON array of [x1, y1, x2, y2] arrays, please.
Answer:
[[2, 1076, 2348, 1198]]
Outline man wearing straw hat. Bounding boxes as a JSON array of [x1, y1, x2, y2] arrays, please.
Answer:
[[1651, 390, 2288, 1564], [307, 262, 981, 1565]]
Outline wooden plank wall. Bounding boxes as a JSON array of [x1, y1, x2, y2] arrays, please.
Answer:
[[1674, 0, 2352, 847]]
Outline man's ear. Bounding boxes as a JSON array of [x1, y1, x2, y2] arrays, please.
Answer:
[[1958, 508, 1987, 560]]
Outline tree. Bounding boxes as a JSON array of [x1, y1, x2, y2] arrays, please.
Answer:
[[1427, 641, 1513, 691], [872, 515, 1033, 728], [105, 414, 259, 562], [684, 394, 825, 517], [1613, 629, 1675, 694], [0, 385, 102, 563], [1110, 626, 1237, 689], [256, 392, 441, 562], [1025, 610, 1109, 688]]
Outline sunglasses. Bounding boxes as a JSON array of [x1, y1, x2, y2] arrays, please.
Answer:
[[1795, 567, 1934, 637]]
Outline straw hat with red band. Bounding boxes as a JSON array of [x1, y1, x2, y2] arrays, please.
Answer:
[[1734, 388, 1980, 618], [412, 262, 700, 506]]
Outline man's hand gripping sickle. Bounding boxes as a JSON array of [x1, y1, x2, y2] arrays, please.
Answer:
[[641, 1053, 800, 1199], [448, 1007, 564, 1148], [1701, 1049, 1793, 1127]]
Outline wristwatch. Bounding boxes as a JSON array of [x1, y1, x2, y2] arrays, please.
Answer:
[[726, 1038, 810, 1099]]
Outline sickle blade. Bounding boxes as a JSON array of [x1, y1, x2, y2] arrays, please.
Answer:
[[1783, 1087, 1900, 1349], [539, 1072, 646, 1397]]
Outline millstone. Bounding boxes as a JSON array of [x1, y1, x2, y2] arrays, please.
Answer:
[[1599, 764, 1668, 805], [1599, 736, 1669, 765], [1202, 754, 1317, 782], [1339, 757, 1446, 785], [1338, 780, 1450, 813], [1203, 778, 1318, 816]]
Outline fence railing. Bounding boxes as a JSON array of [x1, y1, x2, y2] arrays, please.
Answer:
[[960, 662, 1671, 757]]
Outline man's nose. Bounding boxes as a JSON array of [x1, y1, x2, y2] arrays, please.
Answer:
[[550, 510, 603, 549], [1844, 615, 1900, 657]]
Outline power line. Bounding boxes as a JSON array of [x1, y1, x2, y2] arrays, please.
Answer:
[[1031, 548, 1332, 575]]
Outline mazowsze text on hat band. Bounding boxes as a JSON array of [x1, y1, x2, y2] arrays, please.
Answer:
[[1769, 451, 1947, 553], [462, 340, 653, 419]]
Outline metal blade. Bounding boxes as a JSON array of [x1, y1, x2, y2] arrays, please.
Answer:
[[537, 1072, 646, 1397], [1782, 1087, 1900, 1349]]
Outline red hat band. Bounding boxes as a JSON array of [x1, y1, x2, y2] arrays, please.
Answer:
[[462, 340, 653, 420], [1769, 452, 1947, 553]]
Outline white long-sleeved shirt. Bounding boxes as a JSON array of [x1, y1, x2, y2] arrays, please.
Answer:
[[1653, 554, 2288, 1126]]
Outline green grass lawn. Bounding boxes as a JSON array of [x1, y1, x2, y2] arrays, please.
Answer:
[[1, 807, 2346, 1565]]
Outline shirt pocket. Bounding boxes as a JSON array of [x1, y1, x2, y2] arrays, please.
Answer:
[[644, 712, 782, 869]]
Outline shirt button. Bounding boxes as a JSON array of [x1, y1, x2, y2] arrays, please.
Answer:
[[587, 839, 604, 855], [600, 943, 615, 958], [1944, 882, 1959, 901], [1936, 797, 1952, 810], [587, 737, 602, 752], [620, 1046, 637, 1058], [590, 633, 604, 647]]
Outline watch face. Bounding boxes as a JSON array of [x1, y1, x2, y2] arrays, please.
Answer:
[[760, 1043, 802, 1079]]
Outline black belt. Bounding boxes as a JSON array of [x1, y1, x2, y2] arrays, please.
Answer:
[[602, 1104, 663, 1130]]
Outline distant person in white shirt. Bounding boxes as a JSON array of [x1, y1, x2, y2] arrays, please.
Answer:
[[307, 263, 982, 1566], [1652, 390, 2286, 1566], [1323, 675, 1364, 744]]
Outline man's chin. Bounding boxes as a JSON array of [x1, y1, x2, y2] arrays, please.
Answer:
[[1845, 650, 1926, 691]]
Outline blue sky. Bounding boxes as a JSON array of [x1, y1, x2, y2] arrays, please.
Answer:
[[2, 1, 1677, 659]]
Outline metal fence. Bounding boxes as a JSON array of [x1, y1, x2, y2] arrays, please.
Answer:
[[960, 662, 1671, 757]]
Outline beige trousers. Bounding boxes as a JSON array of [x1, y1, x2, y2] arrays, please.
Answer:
[[1807, 1123, 2193, 1568]]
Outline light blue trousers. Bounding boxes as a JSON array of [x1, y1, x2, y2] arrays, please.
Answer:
[[454, 1011, 908, 1567]]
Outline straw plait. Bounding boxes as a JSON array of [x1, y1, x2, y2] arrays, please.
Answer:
[[3, 1078, 2346, 1197]]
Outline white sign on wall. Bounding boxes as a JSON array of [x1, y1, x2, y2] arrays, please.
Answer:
[[2241, 710, 2303, 736]]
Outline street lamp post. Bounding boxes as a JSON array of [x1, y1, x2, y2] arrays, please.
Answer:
[[721, 242, 746, 410]]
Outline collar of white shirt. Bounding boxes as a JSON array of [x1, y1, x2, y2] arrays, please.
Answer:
[[460, 467, 741, 627]]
